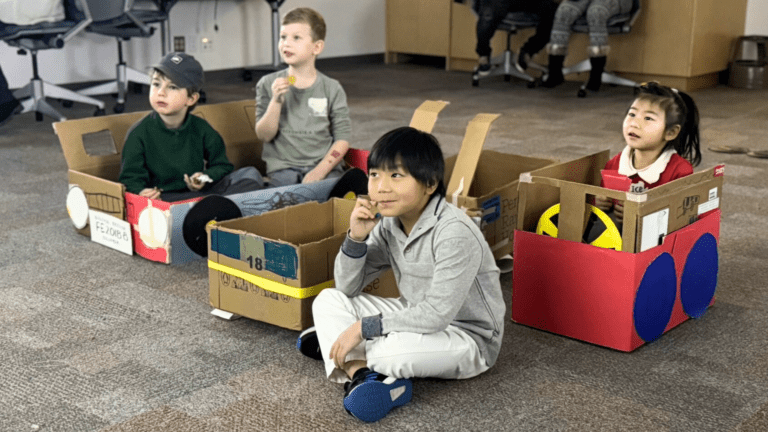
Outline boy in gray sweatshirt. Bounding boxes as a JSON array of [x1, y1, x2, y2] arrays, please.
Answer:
[[298, 127, 505, 422]]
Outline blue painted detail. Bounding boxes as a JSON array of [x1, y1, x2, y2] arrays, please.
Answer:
[[212, 230, 241, 260], [481, 195, 501, 223], [633, 252, 677, 343], [680, 233, 718, 319], [264, 241, 298, 279]]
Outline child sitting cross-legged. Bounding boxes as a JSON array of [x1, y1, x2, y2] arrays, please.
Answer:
[[297, 127, 506, 422]]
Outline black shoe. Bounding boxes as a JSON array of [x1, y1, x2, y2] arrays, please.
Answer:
[[0, 98, 22, 128], [475, 56, 491, 77], [297, 326, 323, 360], [586, 56, 607, 92], [515, 50, 530, 73], [541, 54, 565, 88], [343, 368, 413, 423]]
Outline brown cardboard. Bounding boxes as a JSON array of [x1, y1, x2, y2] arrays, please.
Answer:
[[444, 150, 554, 260], [54, 100, 264, 239], [446, 113, 500, 199], [517, 151, 725, 252], [409, 100, 449, 133], [207, 198, 399, 330]]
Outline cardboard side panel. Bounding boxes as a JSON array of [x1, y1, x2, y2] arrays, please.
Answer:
[[512, 230, 670, 352], [191, 100, 264, 174], [68, 170, 126, 237], [409, 100, 449, 133], [446, 113, 500, 199], [55, 110, 148, 172], [665, 210, 721, 331], [214, 268, 312, 331]]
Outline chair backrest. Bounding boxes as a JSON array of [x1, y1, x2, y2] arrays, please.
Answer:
[[83, 0, 131, 23], [0, 0, 92, 50]]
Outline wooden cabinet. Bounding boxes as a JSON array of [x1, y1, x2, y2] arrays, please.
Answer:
[[385, 0, 451, 65], [386, 0, 749, 90]]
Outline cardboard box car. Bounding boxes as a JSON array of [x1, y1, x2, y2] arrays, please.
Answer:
[[442, 114, 554, 260], [57, 99, 448, 264], [511, 150, 724, 351], [55, 99, 263, 258], [206, 198, 399, 330]]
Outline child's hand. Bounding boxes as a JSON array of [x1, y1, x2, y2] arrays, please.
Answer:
[[349, 196, 381, 242], [301, 167, 325, 184], [271, 77, 290, 104], [139, 188, 162, 200], [614, 201, 624, 223], [594, 196, 613, 212], [330, 321, 363, 370], [184, 173, 206, 191]]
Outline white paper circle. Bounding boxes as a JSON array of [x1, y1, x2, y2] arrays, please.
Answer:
[[137, 207, 168, 248], [66, 186, 89, 229]]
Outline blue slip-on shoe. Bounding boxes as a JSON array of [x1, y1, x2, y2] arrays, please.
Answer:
[[343, 368, 412, 422], [297, 326, 323, 360]]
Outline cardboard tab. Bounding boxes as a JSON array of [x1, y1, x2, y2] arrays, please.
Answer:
[[409, 100, 449, 133], [446, 113, 500, 200]]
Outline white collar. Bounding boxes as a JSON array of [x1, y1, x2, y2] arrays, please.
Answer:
[[617, 146, 676, 184]]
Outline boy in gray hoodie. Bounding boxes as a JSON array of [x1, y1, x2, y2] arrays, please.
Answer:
[[298, 127, 505, 422]]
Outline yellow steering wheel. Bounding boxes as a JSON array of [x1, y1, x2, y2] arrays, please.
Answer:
[[536, 203, 622, 251]]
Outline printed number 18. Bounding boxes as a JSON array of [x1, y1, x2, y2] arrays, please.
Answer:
[[247, 255, 263, 270]]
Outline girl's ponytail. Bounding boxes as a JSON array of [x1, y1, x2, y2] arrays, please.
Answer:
[[674, 90, 701, 167]]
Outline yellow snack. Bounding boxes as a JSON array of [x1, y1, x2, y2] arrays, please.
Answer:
[[288, 76, 297, 85]]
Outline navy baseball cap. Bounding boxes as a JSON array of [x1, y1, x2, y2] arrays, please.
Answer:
[[151, 52, 204, 89]]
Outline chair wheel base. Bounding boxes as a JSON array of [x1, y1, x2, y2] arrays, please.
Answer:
[[35, 112, 44, 121], [113, 103, 125, 114], [577, 88, 587, 98], [94, 108, 106, 116]]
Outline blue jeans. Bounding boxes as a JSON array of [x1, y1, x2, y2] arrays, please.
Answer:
[[268, 165, 343, 188]]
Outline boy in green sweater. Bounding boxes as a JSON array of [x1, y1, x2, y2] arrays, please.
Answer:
[[119, 52, 263, 202]]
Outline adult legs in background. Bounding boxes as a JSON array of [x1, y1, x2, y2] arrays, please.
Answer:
[[542, 0, 590, 87], [475, 0, 558, 74], [583, 0, 632, 91]]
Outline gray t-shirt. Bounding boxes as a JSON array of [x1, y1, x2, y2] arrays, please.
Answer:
[[255, 69, 352, 174]]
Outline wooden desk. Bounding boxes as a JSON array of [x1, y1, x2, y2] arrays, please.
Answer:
[[386, 0, 749, 91]]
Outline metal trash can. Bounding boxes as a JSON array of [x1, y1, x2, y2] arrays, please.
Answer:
[[729, 35, 767, 89]]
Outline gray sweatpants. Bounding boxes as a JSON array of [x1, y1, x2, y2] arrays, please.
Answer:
[[549, 0, 632, 56]]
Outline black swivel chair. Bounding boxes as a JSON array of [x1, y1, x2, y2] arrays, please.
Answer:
[[78, 0, 178, 113], [0, 0, 106, 121], [472, 12, 547, 87], [561, 0, 642, 97]]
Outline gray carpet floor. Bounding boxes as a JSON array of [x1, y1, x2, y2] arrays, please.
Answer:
[[1, 58, 768, 431]]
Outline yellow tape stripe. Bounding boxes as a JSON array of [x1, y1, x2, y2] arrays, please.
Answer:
[[208, 260, 334, 299]]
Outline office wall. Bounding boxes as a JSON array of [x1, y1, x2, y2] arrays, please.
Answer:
[[744, 0, 768, 35], [1, 0, 385, 89], [1, 0, 764, 90]]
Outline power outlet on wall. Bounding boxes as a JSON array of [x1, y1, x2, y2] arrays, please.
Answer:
[[173, 36, 185, 52], [201, 36, 213, 52]]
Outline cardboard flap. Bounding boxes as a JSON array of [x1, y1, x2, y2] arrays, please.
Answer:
[[643, 165, 725, 201], [447, 113, 500, 201], [409, 100, 449, 133], [192, 100, 263, 171], [54, 111, 148, 172]]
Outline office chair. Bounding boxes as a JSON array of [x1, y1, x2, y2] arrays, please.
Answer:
[[242, 0, 286, 82], [561, 0, 642, 97], [472, 12, 547, 87], [78, 0, 178, 113], [0, 0, 106, 121]]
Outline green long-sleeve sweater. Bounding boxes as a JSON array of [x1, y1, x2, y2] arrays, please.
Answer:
[[119, 112, 234, 194]]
